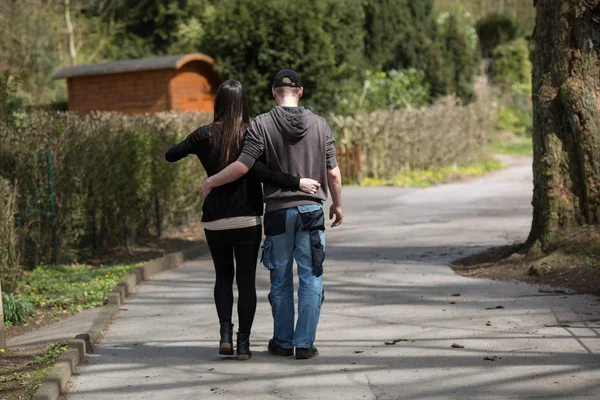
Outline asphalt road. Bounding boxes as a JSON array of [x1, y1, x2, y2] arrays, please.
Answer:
[[68, 158, 600, 400]]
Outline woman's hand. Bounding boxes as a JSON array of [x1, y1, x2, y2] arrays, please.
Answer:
[[299, 178, 321, 194], [202, 178, 214, 198]]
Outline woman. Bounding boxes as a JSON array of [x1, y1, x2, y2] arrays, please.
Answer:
[[165, 80, 320, 360]]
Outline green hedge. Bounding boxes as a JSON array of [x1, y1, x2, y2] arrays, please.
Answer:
[[0, 111, 211, 265], [490, 38, 532, 90]]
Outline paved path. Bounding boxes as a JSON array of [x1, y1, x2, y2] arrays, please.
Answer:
[[68, 159, 600, 400]]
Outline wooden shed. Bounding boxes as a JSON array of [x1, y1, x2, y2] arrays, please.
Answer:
[[53, 54, 222, 114]]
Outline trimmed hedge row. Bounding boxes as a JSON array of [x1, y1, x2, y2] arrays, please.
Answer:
[[0, 111, 211, 265], [330, 89, 497, 180]]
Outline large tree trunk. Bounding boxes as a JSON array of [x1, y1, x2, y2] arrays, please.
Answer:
[[526, 0, 600, 252], [0, 280, 5, 350]]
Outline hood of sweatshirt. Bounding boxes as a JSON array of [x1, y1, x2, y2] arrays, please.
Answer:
[[269, 106, 312, 142]]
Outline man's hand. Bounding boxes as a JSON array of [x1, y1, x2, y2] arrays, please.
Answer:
[[329, 204, 343, 228], [202, 177, 214, 198], [299, 178, 321, 194]]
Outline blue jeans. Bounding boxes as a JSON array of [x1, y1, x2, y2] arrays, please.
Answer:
[[263, 205, 325, 349]]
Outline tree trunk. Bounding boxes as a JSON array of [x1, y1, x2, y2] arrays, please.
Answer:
[[526, 0, 600, 252], [65, 0, 77, 65]]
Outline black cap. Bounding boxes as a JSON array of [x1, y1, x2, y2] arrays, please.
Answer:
[[273, 69, 302, 88]]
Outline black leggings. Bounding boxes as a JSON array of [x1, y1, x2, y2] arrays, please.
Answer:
[[204, 225, 262, 334]]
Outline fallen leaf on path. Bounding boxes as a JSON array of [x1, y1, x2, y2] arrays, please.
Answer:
[[486, 322, 492, 326], [340, 368, 350, 372], [538, 288, 566, 294], [450, 302, 456, 304], [451, 293, 461, 297], [484, 356, 500, 361], [208, 368, 214, 372], [384, 341, 396, 345], [354, 350, 364, 354], [486, 306, 504, 310], [451, 343, 465, 348]]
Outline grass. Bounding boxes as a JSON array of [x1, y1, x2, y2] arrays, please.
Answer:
[[17, 263, 141, 314], [491, 136, 532, 156], [0, 342, 66, 400], [358, 159, 507, 188]]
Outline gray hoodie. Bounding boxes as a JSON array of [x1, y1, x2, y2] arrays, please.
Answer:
[[237, 106, 337, 212]]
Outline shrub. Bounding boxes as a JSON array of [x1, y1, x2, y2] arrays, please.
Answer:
[[330, 87, 497, 180], [336, 69, 430, 114], [201, 0, 366, 115], [489, 38, 532, 89], [0, 178, 22, 292], [2, 292, 34, 324], [0, 111, 212, 265], [476, 13, 519, 57], [498, 105, 533, 137]]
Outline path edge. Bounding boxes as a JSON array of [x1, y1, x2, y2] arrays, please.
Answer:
[[31, 244, 209, 400]]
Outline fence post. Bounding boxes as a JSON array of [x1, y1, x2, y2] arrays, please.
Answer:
[[46, 149, 58, 264]]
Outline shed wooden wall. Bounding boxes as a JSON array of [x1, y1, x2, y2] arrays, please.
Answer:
[[67, 70, 175, 114], [169, 61, 219, 112], [66, 62, 220, 114]]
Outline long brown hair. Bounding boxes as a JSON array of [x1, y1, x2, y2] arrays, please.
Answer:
[[211, 80, 250, 169]]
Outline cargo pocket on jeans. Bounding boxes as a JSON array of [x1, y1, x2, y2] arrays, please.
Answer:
[[309, 230, 325, 277], [261, 239, 275, 271]]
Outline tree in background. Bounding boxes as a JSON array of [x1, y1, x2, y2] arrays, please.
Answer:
[[394, 10, 478, 102], [200, 0, 364, 114], [441, 14, 478, 102], [104, 0, 202, 55], [476, 13, 519, 57], [527, 1, 600, 251], [364, 0, 412, 70]]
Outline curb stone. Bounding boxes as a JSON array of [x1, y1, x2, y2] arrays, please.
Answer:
[[31, 243, 209, 400]]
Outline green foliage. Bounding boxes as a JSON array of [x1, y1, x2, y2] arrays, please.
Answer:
[[364, 0, 413, 70], [0, 111, 211, 265], [396, 12, 478, 102], [439, 13, 479, 102], [491, 137, 532, 156], [337, 69, 430, 114], [18, 263, 140, 312], [498, 105, 533, 137], [106, 0, 212, 55], [476, 13, 519, 56], [490, 38, 532, 89], [435, 0, 535, 36], [2, 292, 34, 324], [360, 159, 506, 187], [201, 0, 365, 114], [0, 71, 25, 127], [31, 342, 67, 366]]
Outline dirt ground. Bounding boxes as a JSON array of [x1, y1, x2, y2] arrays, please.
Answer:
[[452, 227, 600, 297], [0, 344, 54, 400]]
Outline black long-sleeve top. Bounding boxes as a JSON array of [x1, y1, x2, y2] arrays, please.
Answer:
[[165, 124, 300, 222]]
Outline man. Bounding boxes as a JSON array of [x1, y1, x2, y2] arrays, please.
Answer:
[[202, 69, 343, 360]]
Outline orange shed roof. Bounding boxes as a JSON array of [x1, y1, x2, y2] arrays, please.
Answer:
[[53, 53, 216, 80]]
